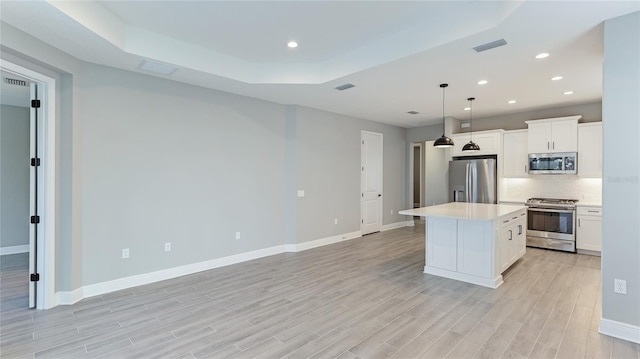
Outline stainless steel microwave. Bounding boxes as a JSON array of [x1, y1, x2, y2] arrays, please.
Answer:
[[528, 152, 577, 174]]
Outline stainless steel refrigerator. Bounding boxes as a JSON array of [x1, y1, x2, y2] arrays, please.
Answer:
[[449, 157, 497, 204]]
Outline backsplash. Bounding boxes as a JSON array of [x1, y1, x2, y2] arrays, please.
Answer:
[[502, 177, 602, 205]]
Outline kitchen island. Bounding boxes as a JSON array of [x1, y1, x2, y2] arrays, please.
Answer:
[[399, 202, 527, 288]]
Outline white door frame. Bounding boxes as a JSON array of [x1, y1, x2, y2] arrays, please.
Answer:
[[1, 59, 57, 309], [360, 130, 383, 235]]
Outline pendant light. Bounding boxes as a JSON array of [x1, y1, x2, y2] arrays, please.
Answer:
[[462, 97, 480, 152], [433, 83, 454, 148]]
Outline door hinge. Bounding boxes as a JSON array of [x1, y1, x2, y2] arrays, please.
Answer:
[[30, 273, 40, 282], [362, 140, 364, 145], [362, 193, 364, 197], [30, 158, 41, 167], [30, 215, 40, 224], [362, 219, 364, 223], [31, 99, 41, 108], [362, 166, 364, 171]]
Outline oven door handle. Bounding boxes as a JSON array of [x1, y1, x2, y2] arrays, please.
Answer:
[[526, 207, 575, 214]]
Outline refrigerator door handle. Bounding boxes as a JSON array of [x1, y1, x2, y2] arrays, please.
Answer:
[[465, 161, 472, 202]]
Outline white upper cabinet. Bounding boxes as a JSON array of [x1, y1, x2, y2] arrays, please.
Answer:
[[451, 129, 504, 157], [525, 116, 580, 153], [503, 130, 529, 178], [578, 122, 603, 178]]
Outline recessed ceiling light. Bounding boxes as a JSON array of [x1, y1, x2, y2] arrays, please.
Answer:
[[464, 107, 471, 111], [564, 91, 574, 95], [287, 41, 298, 48], [535, 53, 549, 59], [551, 76, 563, 81], [507, 100, 517, 104], [477, 80, 488, 85]]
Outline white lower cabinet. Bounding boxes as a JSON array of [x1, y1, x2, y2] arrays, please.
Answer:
[[425, 208, 527, 288], [500, 210, 527, 272], [427, 218, 458, 271], [457, 220, 492, 278], [577, 206, 602, 254]]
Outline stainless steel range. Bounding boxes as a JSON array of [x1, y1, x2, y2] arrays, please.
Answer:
[[525, 197, 578, 252]]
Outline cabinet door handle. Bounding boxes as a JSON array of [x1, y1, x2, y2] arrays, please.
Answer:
[[587, 210, 599, 213], [508, 230, 513, 240], [547, 142, 550, 150], [552, 141, 555, 150], [518, 225, 522, 235]]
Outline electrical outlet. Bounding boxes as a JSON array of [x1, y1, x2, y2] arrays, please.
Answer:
[[334, 218, 338, 225], [235, 232, 241, 240], [614, 279, 627, 294], [164, 242, 171, 252], [297, 190, 305, 198], [122, 248, 129, 259]]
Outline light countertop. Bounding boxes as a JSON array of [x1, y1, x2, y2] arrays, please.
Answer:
[[399, 202, 526, 221], [577, 202, 602, 207]]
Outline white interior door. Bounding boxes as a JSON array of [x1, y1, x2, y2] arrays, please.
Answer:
[[361, 131, 383, 235]]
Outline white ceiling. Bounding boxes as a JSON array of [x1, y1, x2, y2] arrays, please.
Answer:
[[1, 1, 638, 127]]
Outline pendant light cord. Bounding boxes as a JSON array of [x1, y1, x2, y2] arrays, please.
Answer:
[[441, 84, 448, 136], [468, 97, 475, 142]]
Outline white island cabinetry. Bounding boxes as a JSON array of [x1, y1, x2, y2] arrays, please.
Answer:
[[400, 203, 527, 288]]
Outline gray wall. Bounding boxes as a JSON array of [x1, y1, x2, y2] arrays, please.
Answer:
[[602, 11, 640, 328], [294, 106, 407, 243], [453, 102, 602, 133], [79, 63, 288, 285], [0, 105, 30, 249]]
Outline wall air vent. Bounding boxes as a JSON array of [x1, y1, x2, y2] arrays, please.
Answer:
[[5, 77, 28, 87], [407, 111, 420, 115], [473, 39, 508, 53], [334, 83, 355, 91]]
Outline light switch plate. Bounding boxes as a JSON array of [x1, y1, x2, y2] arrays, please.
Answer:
[[297, 190, 305, 197]]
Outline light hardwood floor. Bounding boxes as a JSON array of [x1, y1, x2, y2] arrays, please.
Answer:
[[1, 222, 639, 359]]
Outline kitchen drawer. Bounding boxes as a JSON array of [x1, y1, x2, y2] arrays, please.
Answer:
[[501, 210, 527, 227], [577, 207, 602, 216]]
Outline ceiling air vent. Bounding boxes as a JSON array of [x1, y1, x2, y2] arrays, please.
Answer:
[[5, 77, 28, 87], [138, 60, 177, 75], [407, 111, 419, 115], [334, 83, 355, 91], [473, 39, 507, 53]]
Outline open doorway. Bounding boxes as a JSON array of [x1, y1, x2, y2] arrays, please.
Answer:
[[413, 143, 423, 208], [409, 140, 449, 218], [0, 59, 57, 309], [0, 71, 32, 310]]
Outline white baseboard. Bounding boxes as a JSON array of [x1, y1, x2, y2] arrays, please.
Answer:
[[381, 221, 412, 231], [287, 230, 361, 252], [80, 244, 286, 300], [54, 230, 365, 305], [55, 287, 84, 306], [0, 245, 29, 255], [599, 318, 640, 344]]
